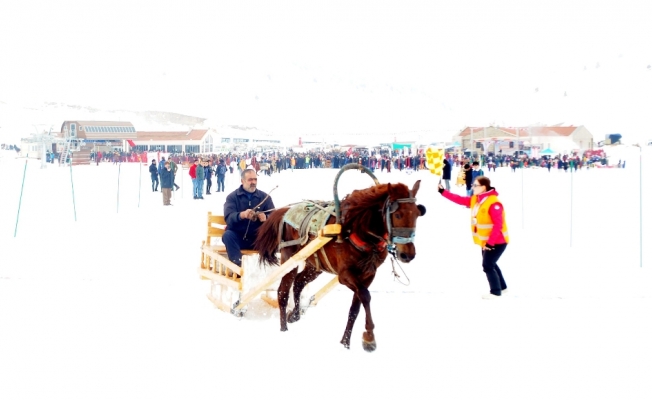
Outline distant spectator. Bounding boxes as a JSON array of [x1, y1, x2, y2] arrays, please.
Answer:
[[442, 158, 452, 190], [471, 161, 484, 185], [168, 157, 180, 190], [464, 163, 473, 195], [204, 159, 213, 195], [189, 159, 200, 199], [195, 159, 205, 199], [160, 162, 173, 205], [149, 159, 159, 192], [216, 159, 227, 192], [158, 156, 166, 177]]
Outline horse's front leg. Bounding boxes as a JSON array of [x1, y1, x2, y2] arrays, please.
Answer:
[[357, 286, 376, 352]]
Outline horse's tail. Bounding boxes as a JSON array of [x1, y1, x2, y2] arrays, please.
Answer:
[[254, 207, 289, 266]]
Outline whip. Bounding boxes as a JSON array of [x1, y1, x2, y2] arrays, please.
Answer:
[[243, 185, 279, 240]]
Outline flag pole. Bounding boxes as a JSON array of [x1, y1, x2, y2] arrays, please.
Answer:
[[70, 159, 77, 221], [117, 162, 121, 213], [138, 161, 142, 208], [14, 159, 28, 237], [523, 127, 532, 228], [570, 160, 573, 247], [517, 128, 524, 229]]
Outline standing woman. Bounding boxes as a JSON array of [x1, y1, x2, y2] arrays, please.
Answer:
[[438, 176, 509, 299]]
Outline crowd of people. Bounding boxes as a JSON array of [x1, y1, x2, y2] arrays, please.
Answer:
[[20, 143, 628, 178], [141, 148, 625, 202], [1, 144, 20, 152], [481, 153, 616, 172]]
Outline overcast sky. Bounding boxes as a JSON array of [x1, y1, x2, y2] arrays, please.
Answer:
[[1, 0, 651, 141]]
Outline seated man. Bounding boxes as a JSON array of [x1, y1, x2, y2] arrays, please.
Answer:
[[222, 168, 275, 269]]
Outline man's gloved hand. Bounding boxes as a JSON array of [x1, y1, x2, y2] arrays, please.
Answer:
[[240, 209, 258, 221]]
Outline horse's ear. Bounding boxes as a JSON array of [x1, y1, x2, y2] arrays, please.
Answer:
[[417, 204, 426, 216], [411, 180, 421, 197]]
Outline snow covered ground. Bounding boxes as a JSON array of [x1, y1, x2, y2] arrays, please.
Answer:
[[1, 149, 651, 399]]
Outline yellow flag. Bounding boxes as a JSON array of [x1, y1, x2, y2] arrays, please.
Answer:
[[425, 147, 444, 176]]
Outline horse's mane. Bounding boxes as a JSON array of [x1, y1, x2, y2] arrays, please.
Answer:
[[341, 182, 411, 236]]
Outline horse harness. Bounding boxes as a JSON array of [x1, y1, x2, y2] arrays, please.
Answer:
[[275, 189, 418, 274], [383, 193, 418, 246], [345, 191, 419, 275], [277, 201, 339, 274]]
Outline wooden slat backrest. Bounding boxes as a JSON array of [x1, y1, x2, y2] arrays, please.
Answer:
[[207, 212, 227, 245], [206, 212, 257, 255]]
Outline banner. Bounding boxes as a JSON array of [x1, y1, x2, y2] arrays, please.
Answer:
[[392, 143, 412, 151]]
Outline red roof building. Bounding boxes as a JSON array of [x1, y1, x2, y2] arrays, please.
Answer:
[[130, 129, 210, 154], [452, 125, 594, 155]]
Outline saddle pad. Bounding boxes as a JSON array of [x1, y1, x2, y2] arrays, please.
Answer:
[[283, 201, 336, 237]]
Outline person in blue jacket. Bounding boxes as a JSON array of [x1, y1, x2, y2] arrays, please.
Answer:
[[222, 169, 275, 269], [149, 159, 159, 192]]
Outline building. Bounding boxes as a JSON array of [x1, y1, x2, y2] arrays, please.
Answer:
[[54, 121, 138, 164], [452, 125, 594, 155], [57, 121, 285, 154], [130, 129, 209, 154], [45, 121, 287, 163], [19, 131, 63, 164]]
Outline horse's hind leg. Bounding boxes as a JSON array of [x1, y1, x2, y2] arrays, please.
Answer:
[[277, 269, 297, 332], [288, 266, 322, 324], [340, 295, 362, 349]]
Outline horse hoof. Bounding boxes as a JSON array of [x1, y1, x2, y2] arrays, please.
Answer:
[[280, 325, 288, 332], [340, 339, 350, 349], [287, 311, 301, 324], [362, 340, 377, 352]]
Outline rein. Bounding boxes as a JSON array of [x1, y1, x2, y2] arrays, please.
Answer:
[[366, 231, 410, 286], [389, 254, 411, 286]]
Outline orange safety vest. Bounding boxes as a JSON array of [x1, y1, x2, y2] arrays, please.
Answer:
[[469, 194, 509, 247]]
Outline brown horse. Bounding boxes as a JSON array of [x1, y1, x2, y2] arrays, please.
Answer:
[[255, 180, 425, 352]]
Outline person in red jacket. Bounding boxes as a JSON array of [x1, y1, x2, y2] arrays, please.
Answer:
[[438, 176, 509, 299], [189, 159, 199, 199]]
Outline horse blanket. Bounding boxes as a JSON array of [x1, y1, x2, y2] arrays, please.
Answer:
[[280, 201, 336, 249]]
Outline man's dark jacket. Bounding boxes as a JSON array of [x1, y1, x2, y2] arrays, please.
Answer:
[[224, 186, 275, 238], [160, 168, 173, 189]]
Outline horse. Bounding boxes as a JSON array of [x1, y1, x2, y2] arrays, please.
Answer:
[[255, 180, 425, 352]]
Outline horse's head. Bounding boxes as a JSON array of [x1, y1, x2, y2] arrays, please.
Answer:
[[386, 180, 426, 262]]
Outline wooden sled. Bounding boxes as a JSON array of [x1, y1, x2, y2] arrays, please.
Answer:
[[199, 212, 341, 317]]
